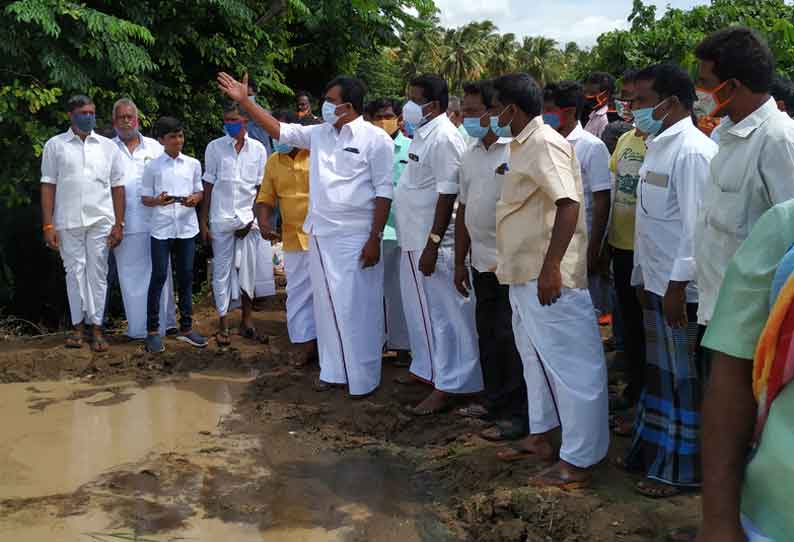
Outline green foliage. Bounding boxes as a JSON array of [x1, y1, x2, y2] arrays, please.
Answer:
[[578, 0, 794, 81], [0, 0, 431, 210]]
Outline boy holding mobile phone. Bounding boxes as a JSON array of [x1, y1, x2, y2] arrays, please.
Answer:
[[141, 116, 207, 353]]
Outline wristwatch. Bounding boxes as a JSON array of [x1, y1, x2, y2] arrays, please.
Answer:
[[428, 233, 442, 245], [113, 222, 125, 228]]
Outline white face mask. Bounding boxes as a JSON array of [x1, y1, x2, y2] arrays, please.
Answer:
[[402, 100, 431, 127], [321, 101, 340, 125]]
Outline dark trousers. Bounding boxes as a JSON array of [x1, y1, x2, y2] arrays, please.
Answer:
[[611, 247, 646, 404], [472, 269, 528, 421], [147, 237, 195, 333]]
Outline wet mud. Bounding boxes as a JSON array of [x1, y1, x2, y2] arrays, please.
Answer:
[[0, 299, 701, 541]]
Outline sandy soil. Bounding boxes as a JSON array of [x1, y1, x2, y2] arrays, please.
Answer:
[[0, 293, 702, 541]]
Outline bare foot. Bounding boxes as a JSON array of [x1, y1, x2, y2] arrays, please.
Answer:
[[496, 434, 554, 462], [407, 389, 448, 416], [531, 460, 593, 489]]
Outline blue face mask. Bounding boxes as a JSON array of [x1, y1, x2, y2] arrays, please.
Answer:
[[72, 113, 96, 134], [490, 113, 513, 138], [542, 112, 562, 129], [404, 121, 415, 138], [273, 140, 292, 154], [463, 116, 489, 139], [632, 99, 668, 137], [224, 121, 244, 138]]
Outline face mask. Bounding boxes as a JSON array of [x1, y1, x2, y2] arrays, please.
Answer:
[[490, 106, 514, 138], [372, 118, 399, 136], [322, 101, 345, 125], [114, 118, 140, 142], [462, 115, 489, 139], [72, 113, 96, 134], [403, 121, 415, 138], [614, 100, 633, 121], [633, 99, 669, 137], [694, 80, 732, 119], [273, 140, 292, 154], [402, 100, 431, 127], [224, 121, 244, 138], [542, 112, 562, 130]]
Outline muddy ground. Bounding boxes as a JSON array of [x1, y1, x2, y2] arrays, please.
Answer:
[[0, 291, 701, 541]]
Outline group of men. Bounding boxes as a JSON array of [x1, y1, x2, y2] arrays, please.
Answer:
[[42, 24, 794, 541]]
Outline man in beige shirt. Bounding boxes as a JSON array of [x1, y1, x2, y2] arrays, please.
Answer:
[[490, 73, 609, 489]]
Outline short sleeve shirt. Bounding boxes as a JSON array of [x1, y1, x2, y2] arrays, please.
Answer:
[[141, 153, 203, 240], [608, 129, 646, 251], [40, 129, 125, 230], [256, 150, 310, 252], [495, 116, 588, 288]]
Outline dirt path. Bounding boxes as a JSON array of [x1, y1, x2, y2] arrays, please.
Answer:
[[0, 296, 701, 541]]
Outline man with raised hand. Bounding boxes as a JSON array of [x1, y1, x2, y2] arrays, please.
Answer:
[[218, 72, 394, 398]]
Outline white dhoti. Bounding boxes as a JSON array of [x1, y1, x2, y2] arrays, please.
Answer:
[[283, 250, 316, 344], [509, 282, 610, 468], [309, 233, 384, 396], [58, 223, 112, 326], [114, 232, 177, 339], [211, 228, 276, 317], [400, 247, 482, 394], [382, 240, 410, 351]]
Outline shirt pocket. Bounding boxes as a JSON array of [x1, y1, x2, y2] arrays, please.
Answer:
[[219, 157, 238, 181], [241, 158, 261, 184], [704, 182, 747, 236], [334, 148, 367, 178], [499, 170, 537, 205], [638, 171, 670, 220]]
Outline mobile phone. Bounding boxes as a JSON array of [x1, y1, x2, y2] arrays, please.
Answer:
[[168, 195, 187, 204]]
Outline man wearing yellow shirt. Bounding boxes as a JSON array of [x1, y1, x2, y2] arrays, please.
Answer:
[[490, 73, 609, 488], [256, 111, 318, 364]]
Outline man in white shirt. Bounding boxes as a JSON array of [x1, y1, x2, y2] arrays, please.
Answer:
[[692, 27, 794, 542], [454, 80, 526, 438], [218, 73, 394, 397], [141, 116, 207, 353], [394, 74, 482, 416], [201, 102, 274, 346], [40, 95, 125, 352], [111, 98, 177, 340], [694, 27, 794, 328], [620, 64, 718, 499], [582, 72, 616, 138], [543, 81, 612, 314]]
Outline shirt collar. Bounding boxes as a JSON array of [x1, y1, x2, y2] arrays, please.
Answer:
[[113, 133, 146, 151], [720, 97, 779, 139], [67, 127, 98, 142], [474, 136, 511, 151], [415, 113, 447, 139], [565, 122, 585, 142], [339, 115, 365, 137], [225, 133, 250, 147], [394, 131, 410, 150], [650, 116, 694, 143], [590, 105, 608, 119], [514, 116, 545, 144], [163, 152, 184, 162]]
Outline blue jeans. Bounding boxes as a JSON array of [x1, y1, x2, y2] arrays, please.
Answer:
[[147, 237, 195, 333]]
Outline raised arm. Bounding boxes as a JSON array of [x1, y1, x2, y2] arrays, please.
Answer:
[[217, 72, 281, 140]]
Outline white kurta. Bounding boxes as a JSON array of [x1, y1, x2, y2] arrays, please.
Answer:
[[59, 223, 111, 326], [509, 282, 610, 468], [310, 233, 384, 396], [401, 246, 482, 393], [283, 250, 316, 344], [114, 232, 177, 338], [382, 239, 410, 351], [211, 228, 275, 317]]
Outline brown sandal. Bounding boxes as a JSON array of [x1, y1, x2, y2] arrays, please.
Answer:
[[635, 480, 683, 499], [530, 463, 593, 490], [91, 335, 109, 353], [65, 334, 84, 349]]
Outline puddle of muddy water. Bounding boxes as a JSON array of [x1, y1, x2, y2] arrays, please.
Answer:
[[0, 372, 252, 500], [0, 373, 453, 542]]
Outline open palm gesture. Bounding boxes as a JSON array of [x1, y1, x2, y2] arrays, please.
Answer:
[[217, 72, 249, 103]]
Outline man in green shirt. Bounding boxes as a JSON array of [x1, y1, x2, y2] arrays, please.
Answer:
[[697, 199, 794, 542], [368, 98, 411, 364]]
